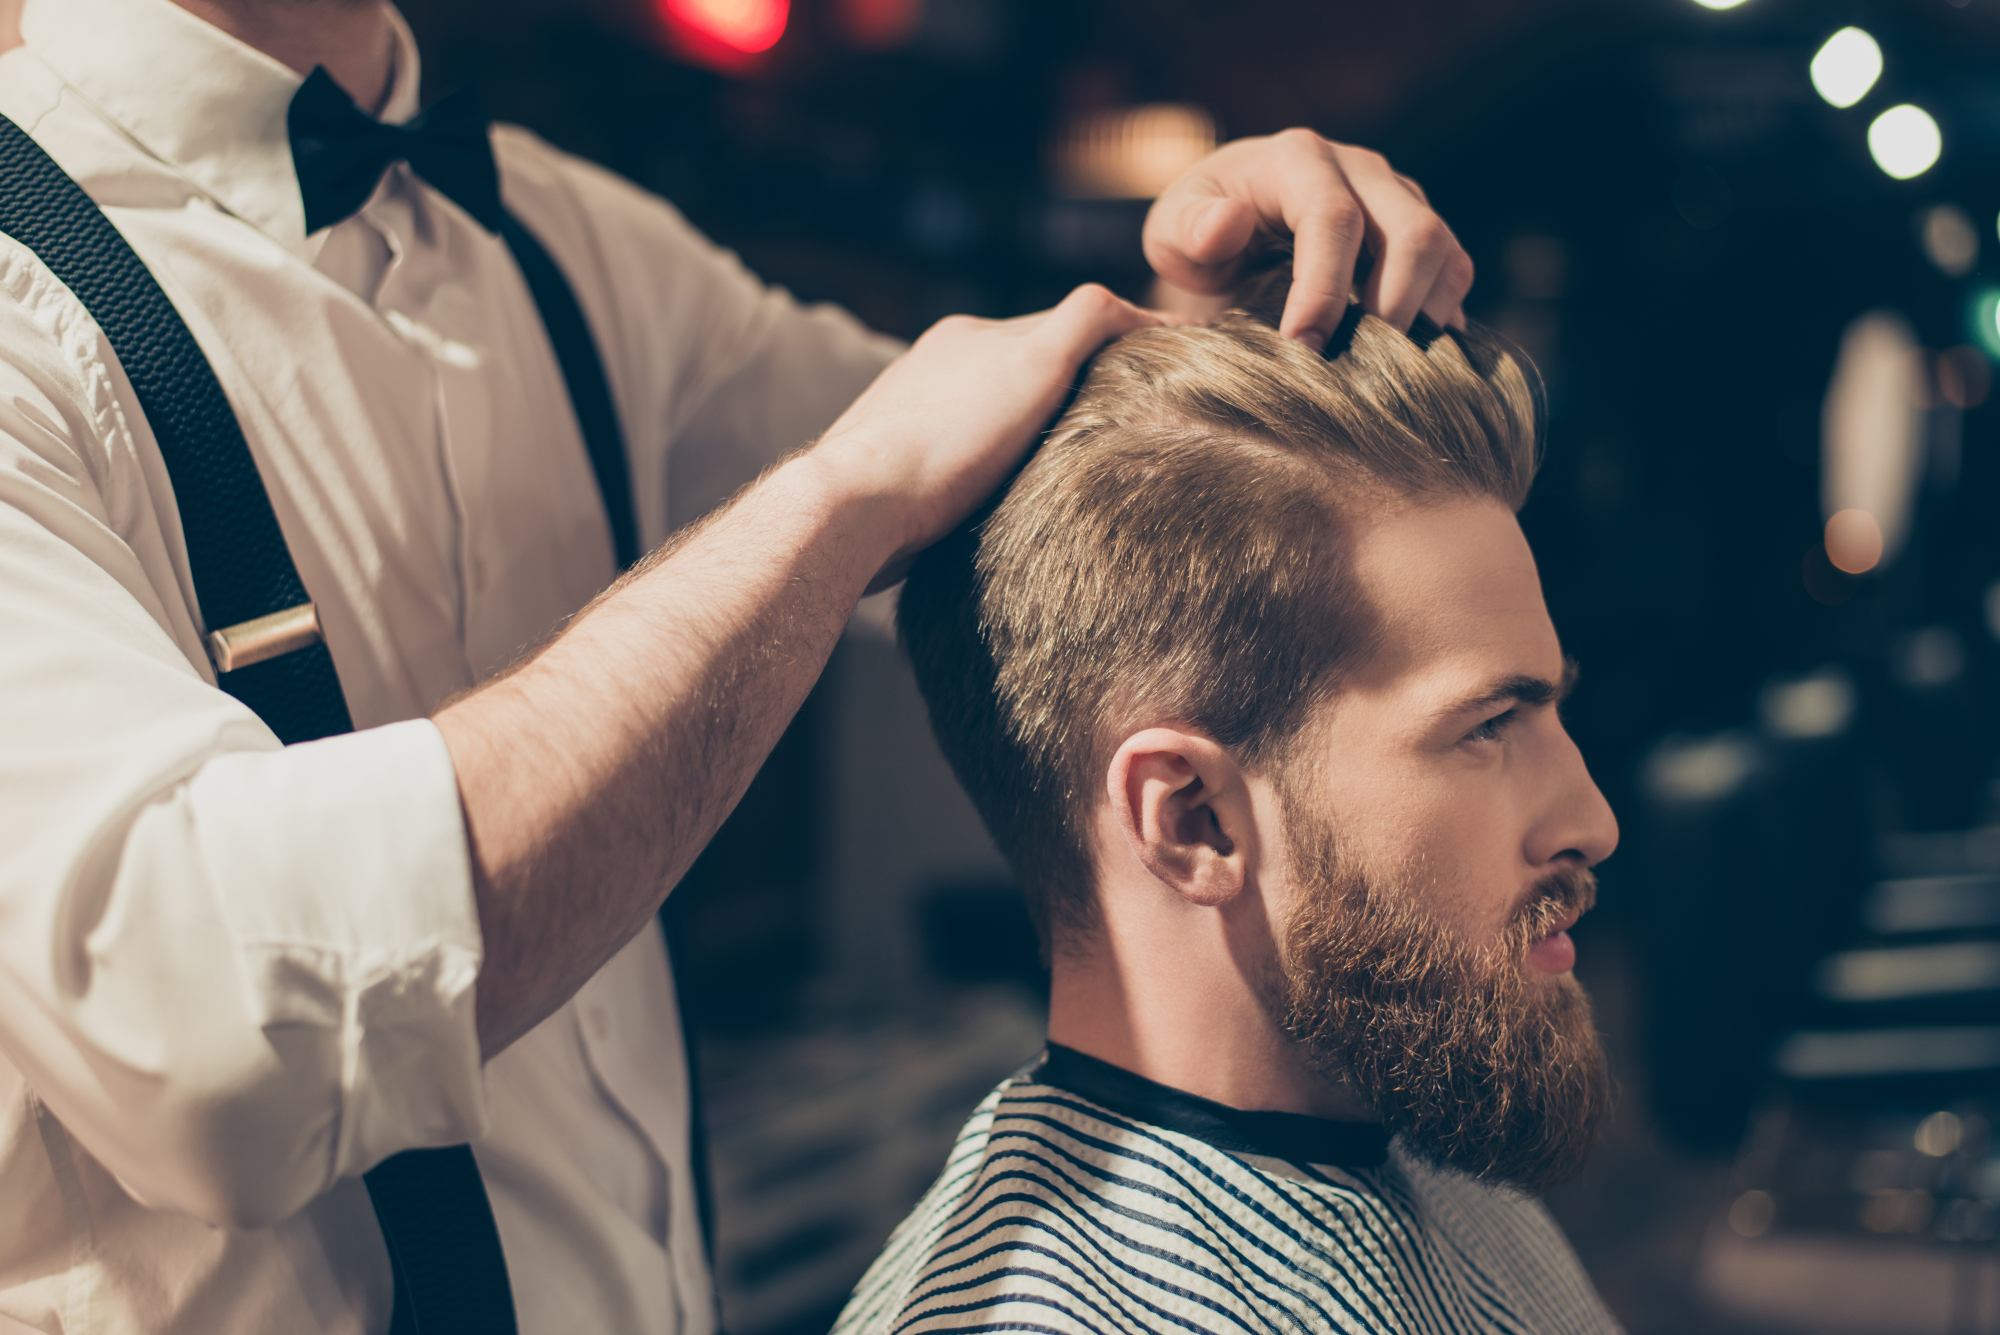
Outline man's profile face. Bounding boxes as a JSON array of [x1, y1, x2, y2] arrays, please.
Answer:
[[1267, 497, 1619, 1190], [1293, 497, 1616, 963]]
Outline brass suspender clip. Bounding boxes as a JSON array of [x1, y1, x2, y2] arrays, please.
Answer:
[[206, 602, 323, 674]]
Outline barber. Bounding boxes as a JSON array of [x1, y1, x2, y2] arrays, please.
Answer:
[[0, 0, 1473, 1331]]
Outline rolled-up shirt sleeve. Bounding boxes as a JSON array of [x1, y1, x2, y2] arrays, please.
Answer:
[[0, 269, 487, 1230]]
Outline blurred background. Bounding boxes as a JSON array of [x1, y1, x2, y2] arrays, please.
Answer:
[[394, 0, 2000, 1329]]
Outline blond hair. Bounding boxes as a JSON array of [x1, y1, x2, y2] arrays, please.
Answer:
[[898, 270, 1542, 950]]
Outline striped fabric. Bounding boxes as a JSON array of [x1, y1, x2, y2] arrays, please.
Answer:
[[835, 1045, 1621, 1335]]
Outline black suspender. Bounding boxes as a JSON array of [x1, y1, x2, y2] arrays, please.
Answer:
[[0, 119, 358, 745], [0, 113, 706, 1333], [498, 214, 640, 569]]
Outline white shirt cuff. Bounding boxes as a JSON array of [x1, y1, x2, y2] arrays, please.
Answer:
[[188, 717, 488, 1176]]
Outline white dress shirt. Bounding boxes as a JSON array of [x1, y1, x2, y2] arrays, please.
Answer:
[[0, 0, 901, 1331]]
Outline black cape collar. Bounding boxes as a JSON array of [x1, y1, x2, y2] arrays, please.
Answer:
[[1034, 1043, 1390, 1171]]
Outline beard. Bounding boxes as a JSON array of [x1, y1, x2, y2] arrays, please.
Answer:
[[1271, 799, 1611, 1195]]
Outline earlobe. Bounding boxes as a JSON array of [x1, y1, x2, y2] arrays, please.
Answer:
[[1107, 728, 1253, 908]]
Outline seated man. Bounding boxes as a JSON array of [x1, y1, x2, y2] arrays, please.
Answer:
[[836, 268, 1623, 1334]]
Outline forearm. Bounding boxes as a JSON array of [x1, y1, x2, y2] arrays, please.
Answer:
[[441, 283, 1160, 1055], [438, 450, 897, 1054]]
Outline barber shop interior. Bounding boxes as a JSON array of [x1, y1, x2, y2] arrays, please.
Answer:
[[11, 0, 2000, 1330], [364, 0, 2000, 1330]]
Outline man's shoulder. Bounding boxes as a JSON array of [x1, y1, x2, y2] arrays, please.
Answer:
[[1386, 1147, 1621, 1328], [489, 122, 711, 263], [833, 1067, 1407, 1335], [837, 1071, 1623, 1335]]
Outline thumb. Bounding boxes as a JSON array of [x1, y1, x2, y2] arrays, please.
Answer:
[[1045, 284, 1165, 368]]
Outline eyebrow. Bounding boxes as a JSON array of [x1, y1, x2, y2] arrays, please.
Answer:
[[1435, 656, 1580, 723]]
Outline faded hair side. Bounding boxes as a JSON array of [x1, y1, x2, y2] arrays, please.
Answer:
[[898, 269, 1543, 952]]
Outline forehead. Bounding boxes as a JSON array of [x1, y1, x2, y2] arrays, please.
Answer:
[[1341, 497, 1560, 699]]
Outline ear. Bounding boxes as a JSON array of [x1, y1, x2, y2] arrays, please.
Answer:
[[1106, 727, 1257, 908]]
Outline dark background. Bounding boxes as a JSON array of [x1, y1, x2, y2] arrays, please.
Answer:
[[397, 0, 2000, 1329]]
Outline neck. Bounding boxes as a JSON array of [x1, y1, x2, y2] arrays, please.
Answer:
[[170, 0, 395, 113], [1045, 898, 1374, 1123]]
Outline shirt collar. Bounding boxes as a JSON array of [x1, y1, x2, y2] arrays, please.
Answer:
[[20, 0, 424, 251], [1034, 1042, 1391, 1170]]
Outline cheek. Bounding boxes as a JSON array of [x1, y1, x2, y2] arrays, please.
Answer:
[[1332, 764, 1522, 938]]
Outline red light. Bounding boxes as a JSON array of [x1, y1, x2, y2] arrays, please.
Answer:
[[838, 0, 922, 49], [659, 0, 788, 58]]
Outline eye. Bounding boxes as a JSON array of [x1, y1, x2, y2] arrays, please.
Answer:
[[1466, 708, 1518, 744]]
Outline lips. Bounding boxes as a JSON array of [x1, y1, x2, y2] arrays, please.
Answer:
[[1526, 910, 1582, 975], [1517, 867, 1598, 976]]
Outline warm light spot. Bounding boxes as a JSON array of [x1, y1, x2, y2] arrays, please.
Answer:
[[1822, 311, 1924, 568], [837, 0, 923, 49], [1825, 509, 1884, 574], [1810, 28, 1882, 109], [1053, 104, 1218, 200], [1643, 735, 1757, 804], [1692, 0, 1751, 9], [1728, 1189, 1775, 1238], [1869, 105, 1942, 180], [1920, 205, 1978, 278], [660, 0, 788, 55], [1893, 626, 1966, 689], [1860, 1188, 1934, 1234], [1915, 1110, 1964, 1157], [1937, 346, 1990, 409], [1759, 668, 1855, 739]]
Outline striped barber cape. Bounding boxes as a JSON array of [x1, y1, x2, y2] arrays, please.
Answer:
[[834, 1044, 1622, 1335]]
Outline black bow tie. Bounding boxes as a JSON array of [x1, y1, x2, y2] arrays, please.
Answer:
[[288, 67, 502, 235]]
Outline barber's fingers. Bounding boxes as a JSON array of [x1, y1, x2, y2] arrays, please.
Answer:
[[1144, 130, 1475, 346], [1145, 129, 1370, 350], [1144, 189, 1261, 291], [1040, 283, 1169, 367], [1335, 145, 1472, 332], [1354, 210, 1474, 333], [987, 284, 1169, 406], [1272, 153, 1370, 347]]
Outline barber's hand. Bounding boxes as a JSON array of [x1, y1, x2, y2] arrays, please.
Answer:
[[1143, 128, 1473, 348], [814, 284, 1162, 591]]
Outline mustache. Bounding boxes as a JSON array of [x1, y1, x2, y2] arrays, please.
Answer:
[[1510, 865, 1599, 947]]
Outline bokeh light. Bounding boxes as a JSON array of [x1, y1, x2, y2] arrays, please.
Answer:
[[1826, 509, 1885, 574], [1822, 311, 1925, 570], [1867, 105, 1942, 179], [1728, 1190, 1776, 1237], [1920, 204, 1978, 278], [1052, 104, 1217, 200], [1810, 28, 1883, 109], [1936, 346, 1991, 409], [1971, 289, 2000, 360], [1914, 1110, 1963, 1156], [659, 0, 789, 58], [835, 0, 923, 49], [1691, 0, 1751, 9]]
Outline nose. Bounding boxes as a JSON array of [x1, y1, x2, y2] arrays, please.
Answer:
[[1526, 727, 1620, 870]]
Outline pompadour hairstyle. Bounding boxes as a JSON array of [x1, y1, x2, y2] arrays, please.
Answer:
[[897, 266, 1544, 952]]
